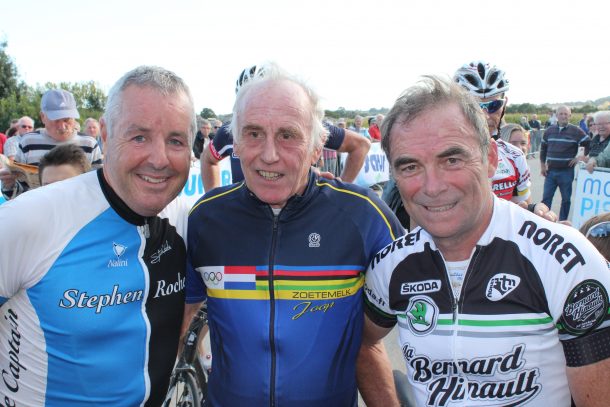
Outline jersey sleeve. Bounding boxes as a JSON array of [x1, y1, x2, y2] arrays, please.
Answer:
[[323, 123, 345, 150], [535, 225, 610, 365], [209, 124, 233, 161], [364, 240, 400, 329]]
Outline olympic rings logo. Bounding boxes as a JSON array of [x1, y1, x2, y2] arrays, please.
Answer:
[[203, 271, 223, 284]]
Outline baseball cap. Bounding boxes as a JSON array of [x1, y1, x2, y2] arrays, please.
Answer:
[[41, 89, 80, 120]]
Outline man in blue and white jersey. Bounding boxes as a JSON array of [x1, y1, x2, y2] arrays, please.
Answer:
[[358, 76, 610, 407], [0, 66, 195, 406]]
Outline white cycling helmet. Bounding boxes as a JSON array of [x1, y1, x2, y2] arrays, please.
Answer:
[[454, 61, 509, 99], [235, 65, 265, 94]]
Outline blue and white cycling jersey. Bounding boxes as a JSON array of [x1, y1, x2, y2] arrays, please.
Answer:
[[0, 170, 189, 406]]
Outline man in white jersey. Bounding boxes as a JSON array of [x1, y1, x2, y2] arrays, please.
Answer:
[[453, 61, 533, 205], [0, 66, 194, 406], [357, 76, 610, 407]]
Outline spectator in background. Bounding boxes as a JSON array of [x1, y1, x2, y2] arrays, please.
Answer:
[[4, 119, 19, 134], [528, 113, 543, 156], [586, 111, 610, 172], [0, 89, 102, 200], [193, 117, 212, 159], [540, 105, 589, 220], [579, 113, 589, 134], [336, 117, 347, 128], [349, 114, 371, 139], [3, 116, 35, 160], [38, 143, 91, 186], [579, 212, 610, 261], [586, 111, 610, 159], [368, 116, 381, 142], [499, 123, 529, 155], [84, 117, 103, 154], [0, 132, 5, 155], [211, 119, 222, 139], [586, 114, 597, 138], [545, 110, 558, 128], [519, 115, 531, 131]]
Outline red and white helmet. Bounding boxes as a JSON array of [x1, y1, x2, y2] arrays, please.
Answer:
[[454, 61, 510, 99]]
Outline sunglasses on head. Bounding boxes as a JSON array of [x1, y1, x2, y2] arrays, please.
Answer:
[[479, 99, 505, 114], [586, 221, 610, 238]]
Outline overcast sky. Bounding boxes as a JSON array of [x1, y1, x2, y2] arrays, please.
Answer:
[[2, 0, 607, 115]]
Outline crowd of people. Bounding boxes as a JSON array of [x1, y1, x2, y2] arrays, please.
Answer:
[[0, 60, 609, 406]]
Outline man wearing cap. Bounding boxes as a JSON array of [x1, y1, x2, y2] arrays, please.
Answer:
[[0, 89, 102, 199]]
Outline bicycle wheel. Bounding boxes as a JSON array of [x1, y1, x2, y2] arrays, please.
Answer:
[[193, 357, 208, 402], [163, 370, 203, 407]]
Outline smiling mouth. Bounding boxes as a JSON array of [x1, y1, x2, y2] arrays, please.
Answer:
[[139, 175, 168, 184], [424, 203, 456, 212], [258, 170, 282, 181]]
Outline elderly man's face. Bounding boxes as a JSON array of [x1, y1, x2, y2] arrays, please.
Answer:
[[234, 79, 321, 208], [354, 116, 362, 127], [556, 107, 571, 127], [389, 103, 497, 252], [17, 118, 34, 135], [101, 85, 192, 217], [595, 118, 610, 139], [85, 121, 100, 138], [41, 114, 76, 141]]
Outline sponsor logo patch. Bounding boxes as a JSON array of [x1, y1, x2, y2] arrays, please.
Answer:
[[561, 279, 608, 335], [308, 233, 320, 248], [485, 273, 521, 301], [401, 279, 441, 295], [405, 295, 438, 336], [108, 242, 128, 268]]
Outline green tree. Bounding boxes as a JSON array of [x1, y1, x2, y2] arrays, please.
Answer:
[[0, 41, 20, 100], [200, 108, 216, 118]]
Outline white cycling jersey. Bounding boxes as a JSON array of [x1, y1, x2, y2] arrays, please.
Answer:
[[365, 197, 610, 406]]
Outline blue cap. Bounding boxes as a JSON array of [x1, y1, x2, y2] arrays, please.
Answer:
[[41, 89, 80, 120]]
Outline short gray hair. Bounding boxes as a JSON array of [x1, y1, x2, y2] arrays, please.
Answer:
[[594, 110, 610, 124], [381, 75, 490, 160], [103, 66, 196, 147], [230, 62, 327, 152]]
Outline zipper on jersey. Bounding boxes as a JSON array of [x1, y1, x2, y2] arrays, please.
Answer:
[[268, 213, 280, 407], [139, 218, 150, 239]]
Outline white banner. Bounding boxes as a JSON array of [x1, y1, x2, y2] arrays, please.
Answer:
[[179, 159, 233, 208], [572, 167, 610, 229], [341, 142, 389, 187]]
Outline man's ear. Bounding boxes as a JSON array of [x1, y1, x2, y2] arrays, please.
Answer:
[[100, 117, 108, 144], [487, 139, 499, 178], [311, 144, 323, 165]]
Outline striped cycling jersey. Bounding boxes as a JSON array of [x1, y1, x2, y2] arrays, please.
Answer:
[[186, 171, 404, 407]]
